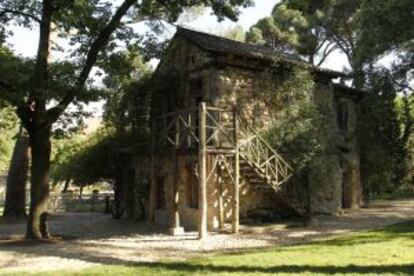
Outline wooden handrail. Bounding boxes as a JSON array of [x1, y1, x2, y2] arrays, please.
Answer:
[[238, 115, 293, 171]]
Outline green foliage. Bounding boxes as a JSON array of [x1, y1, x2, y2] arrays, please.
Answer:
[[354, 0, 414, 194], [102, 49, 152, 142], [358, 70, 408, 195], [0, 0, 254, 121], [245, 0, 357, 67], [51, 53, 153, 187], [249, 0, 412, 195], [0, 46, 33, 105], [246, 4, 307, 54], [51, 128, 126, 186], [0, 105, 18, 173], [217, 25, 245, 42], [395, 94, 414, 135], [355, 0, 414, 64], [263, 66, 325, 172]]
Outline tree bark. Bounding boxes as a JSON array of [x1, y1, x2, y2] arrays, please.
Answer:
[[61, 178, 70, 193], [3, 127, 30, 218], [112, 166, 126, 219], [125, 168, 136, 220], [24, 0, 53, 240], [26, 126, 51, 239]]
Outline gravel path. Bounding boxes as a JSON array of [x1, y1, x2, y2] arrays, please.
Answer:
[[1, 198, 414, 273]]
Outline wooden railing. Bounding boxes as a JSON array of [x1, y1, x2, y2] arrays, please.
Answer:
[[238, 116, 293, 188], [152, 106, 236, 150], [205, 106, 235, 148], [153, 108, 199, 149], [152, 103, 292, 187]]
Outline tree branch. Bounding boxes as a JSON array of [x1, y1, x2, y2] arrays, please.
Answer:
[[47, 0, 136, 123], [0, 9, 41, 23], [316, 43, 338, 67], [330, 34, 352, 63], [314, 37, 329, 53], [0, 79, 33, 129], [0, 79, 27, 107]]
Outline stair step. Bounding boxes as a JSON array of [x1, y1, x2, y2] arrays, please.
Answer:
[[241, 172, 260, 177]]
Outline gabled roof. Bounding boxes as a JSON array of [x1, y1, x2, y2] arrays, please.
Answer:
[[175, 26, 344, 78]]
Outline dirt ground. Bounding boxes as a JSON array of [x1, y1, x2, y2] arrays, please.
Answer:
[[1, 198, 414, 273]]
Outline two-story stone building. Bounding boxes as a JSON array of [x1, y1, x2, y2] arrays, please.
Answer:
[[133, 27, 363, 238]]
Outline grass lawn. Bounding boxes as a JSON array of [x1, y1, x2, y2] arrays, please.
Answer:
[[11, 221, 414, 276]]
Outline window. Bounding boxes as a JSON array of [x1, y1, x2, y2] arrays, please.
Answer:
[[337, 102, 349, 132], [186, 165, 199, 208], [156, 176, 166, 209]]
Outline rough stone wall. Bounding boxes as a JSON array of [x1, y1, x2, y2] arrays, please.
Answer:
[[308, 83, 343, 215], [207, 67, 274, 130], [336, 96, 363, 209], [151, 37, 213, 116], [134, 156, 151, 220], [176, 155, 200, 230], [342, 152, 362, 209], [218, 176, 280, 221], [152, 155, 175, 226], [308, 155, 343, 214], [308, 84, 362, 214]]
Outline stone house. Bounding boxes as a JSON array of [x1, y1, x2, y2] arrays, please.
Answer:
[[134, 27, 363, 237]]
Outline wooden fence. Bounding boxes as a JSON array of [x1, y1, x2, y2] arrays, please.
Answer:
[[48, 192, 114, 213]]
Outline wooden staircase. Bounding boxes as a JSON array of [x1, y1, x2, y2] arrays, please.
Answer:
[[152, 105, 306, 217], [238, 116, 306, 217]]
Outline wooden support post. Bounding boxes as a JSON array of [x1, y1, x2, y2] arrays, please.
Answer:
[[232, 107, 240, 233], [169, 153, 184, 235], [218, 169, 224, 230], [170, 118, 184, 235], [198, 102, 208, 239], [148, 121, 156, 222]]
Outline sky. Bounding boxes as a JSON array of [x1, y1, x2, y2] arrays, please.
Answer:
[[5, 0, 350, 121], [6, 0, 350, 72]]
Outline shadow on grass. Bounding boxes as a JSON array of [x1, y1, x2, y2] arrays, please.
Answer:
[[312, 220, 414, 247], [125, 262, 414, 275]]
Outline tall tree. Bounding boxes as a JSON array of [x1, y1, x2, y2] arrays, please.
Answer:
[[246, 0, 361, 84], [0, 0, 253, 239], [356, 0, 414, 142], [3, 127, 30, 218], [246, 2, 335, 66], [355, 0, 414, 193]]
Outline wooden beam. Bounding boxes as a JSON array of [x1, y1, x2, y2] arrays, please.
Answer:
[[148, 122, 156, 222], [172, 126, 180, 228], [198, 102, 208, 239], [218, 168, 225, 230], [206, 148, 236, 154], [232, 107, 240, 233]]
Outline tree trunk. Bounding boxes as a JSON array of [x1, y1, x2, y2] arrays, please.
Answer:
[[61, 178, 70, 193], [26, 126, 51, 239], [3, 127, 30, 218], [125, 168, 136, 220], [112, 169, 126, 219], [351, 59, 365, 89]]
